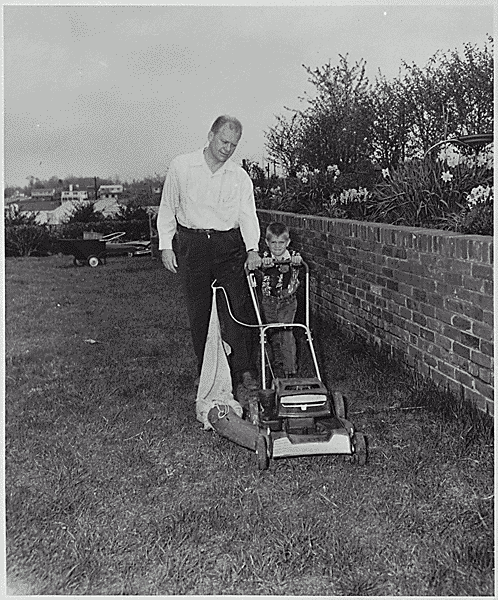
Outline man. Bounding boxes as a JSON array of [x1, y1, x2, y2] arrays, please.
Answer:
[[157, 115, 262, 391]]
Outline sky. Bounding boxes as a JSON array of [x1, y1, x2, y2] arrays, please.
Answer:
[[3, 3, 494, 189]]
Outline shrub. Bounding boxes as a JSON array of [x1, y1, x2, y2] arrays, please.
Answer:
[[5, 225, 53, 257]]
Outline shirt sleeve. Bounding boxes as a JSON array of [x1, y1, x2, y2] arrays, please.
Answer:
[[157, 160, 180, 251], [237, 172, 261, 252]]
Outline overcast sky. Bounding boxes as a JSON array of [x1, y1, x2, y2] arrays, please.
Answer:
[[3, 3, 494, 188]]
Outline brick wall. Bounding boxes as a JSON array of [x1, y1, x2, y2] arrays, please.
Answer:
[[258, 210, 494, 415]]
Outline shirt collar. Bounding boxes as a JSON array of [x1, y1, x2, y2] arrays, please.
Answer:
[[197, 147, 238, 172]]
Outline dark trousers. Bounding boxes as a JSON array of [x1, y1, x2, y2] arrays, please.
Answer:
[[177, 226, 256, 379]]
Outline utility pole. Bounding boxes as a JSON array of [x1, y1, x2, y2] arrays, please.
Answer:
[[94, 176, 98, 201]]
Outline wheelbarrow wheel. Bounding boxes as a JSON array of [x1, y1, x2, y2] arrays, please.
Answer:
[[332, 391, 346, 419], [256, 434, 269, 471], [73, 257, 85, 267], [353, 432, 367, 466], [88, 255, 100, 268]]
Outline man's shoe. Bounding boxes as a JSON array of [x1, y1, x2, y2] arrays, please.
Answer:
[[241, 371, 258, 391]]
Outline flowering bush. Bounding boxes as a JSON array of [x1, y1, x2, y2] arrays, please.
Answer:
[[255, 163, 377, 221], [253, 143, 493, 235], [367, 143, 493, 231]]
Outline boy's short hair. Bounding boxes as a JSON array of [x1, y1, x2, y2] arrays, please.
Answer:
[[266, 222, 290, 240]]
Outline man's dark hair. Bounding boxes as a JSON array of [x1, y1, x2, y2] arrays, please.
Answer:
[[266, 222, 290, 239], [210, 115, 243, 136]]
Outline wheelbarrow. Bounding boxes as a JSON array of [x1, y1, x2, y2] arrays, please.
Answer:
[[58, 232, 151, 267], [57, 238, 107, 267]]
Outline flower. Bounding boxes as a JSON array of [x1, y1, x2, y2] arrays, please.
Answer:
[[382, 168, 389, 179], [313, 168, 320, 175], [438, 144, 462, 168], [467, 185, 493, 208], [441, 171, 453, 183], [301, 177, 308, 184]]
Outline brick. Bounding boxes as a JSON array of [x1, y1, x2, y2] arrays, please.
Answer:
[[481, 340, 493, 357], [455, 369, 474, 389], [474, 379, 494, 400], [478, 368, 493, 385], [451, 315, 471, 330], [453, 342, 471, 359], [421, 303, 436, 319], [471, 349, 493, 370], [442, 324, 461, 341], [483, 311, 493, 327], [413, 313, 427, 327], [419, 328, 435, 342], [444, 272, 463, 287], [437, 360, 455, 378], [459, 333, 480, 350], [472, 263, 493, 280], [456, 238, 469, 260], [462, 275, 485, 293], [435, 333, 453, 351], [469, 363, 480, 377], [471, 322, 494, 342]]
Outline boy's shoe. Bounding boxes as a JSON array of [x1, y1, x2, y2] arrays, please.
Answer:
[[241, 371, 259, 391]]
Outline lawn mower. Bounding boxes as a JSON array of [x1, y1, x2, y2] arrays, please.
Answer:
[[207, 260, 367, 470]]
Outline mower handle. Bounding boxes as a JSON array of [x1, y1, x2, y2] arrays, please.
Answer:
[[245, 259, 309, 275]]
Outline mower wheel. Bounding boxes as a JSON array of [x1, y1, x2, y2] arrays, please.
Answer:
[[353, 432, 367, 466], [87, 255, 100, 268], [332, 391, 346, 419], [256, 434, 269, 471], [73, 258, 85, 267]]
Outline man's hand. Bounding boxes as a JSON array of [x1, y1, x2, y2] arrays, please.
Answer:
[[245, 250, 261, 271], [161, 249, 178, 273]]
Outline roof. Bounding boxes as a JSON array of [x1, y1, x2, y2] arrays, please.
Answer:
[[19, 200, 61, 211], [31, 188, 55, 196]]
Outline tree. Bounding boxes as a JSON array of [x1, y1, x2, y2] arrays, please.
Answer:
[[264, 112, 304, 176], [265, 55, 375, 175], [369, 76, 410, 168], [396, 36, 494, 156], [117, 200, 149, 221], [66, 203, 104, 223]]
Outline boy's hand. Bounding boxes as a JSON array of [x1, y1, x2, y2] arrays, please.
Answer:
[[291, 252, 302, 265], [262, 256, 274, 267]]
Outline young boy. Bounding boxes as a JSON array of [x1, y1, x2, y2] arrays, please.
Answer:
[[259, 222, 302, 378]]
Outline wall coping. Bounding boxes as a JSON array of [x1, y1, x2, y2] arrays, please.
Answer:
[[257, 209, 494, 243]]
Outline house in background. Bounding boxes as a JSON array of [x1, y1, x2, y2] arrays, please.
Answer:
[[97, 184, 123, 200], [5, 190, 27, 205], [61, 184, 89, 202], [31, 188, 56, 201]]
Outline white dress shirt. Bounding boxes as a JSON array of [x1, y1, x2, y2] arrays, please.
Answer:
[[157, 148, 260, 251]]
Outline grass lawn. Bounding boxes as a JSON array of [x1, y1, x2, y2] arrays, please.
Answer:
[[5, 254, 494, 595]]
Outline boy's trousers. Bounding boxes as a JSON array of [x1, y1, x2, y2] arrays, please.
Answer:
[[261, 297, 298, 374]]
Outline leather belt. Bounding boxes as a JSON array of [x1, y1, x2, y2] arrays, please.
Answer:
[[178, 224, 236, 235]]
